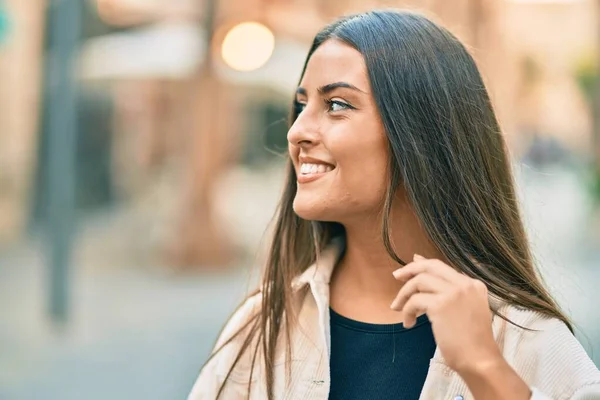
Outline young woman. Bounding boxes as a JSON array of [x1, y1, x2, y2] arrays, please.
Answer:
[[189, 10, 600, 400]]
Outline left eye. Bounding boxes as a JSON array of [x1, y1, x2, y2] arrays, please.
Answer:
[[327, 100, 351, 112]]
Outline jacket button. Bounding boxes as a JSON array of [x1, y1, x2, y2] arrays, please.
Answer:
[[454, 396, 464, 400]]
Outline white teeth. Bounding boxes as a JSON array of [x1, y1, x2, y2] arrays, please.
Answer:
[[300, 163, 334, 175]]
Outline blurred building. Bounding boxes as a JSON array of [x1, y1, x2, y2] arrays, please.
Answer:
[[504, 0, 596, 153], [0, 0, 596, 266]]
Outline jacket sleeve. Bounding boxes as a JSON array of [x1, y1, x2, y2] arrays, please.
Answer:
[[187, 360, 221, 400], [512, 310, 600, 400], [530, 383, 600, 399], [187, 293, 262, 400]]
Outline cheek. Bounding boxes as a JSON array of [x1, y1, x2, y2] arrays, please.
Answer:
[[340, 156, 388, 204], [334, 128, 389, 200]]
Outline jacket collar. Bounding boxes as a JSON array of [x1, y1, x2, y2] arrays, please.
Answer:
[[291, 236, 346, 292]]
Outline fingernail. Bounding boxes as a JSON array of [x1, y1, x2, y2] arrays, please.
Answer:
[[392, 268, 402, 279], [414, 253, 425, 261]]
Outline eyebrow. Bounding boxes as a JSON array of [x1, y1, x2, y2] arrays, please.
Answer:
[[296, 81, 367, 97]]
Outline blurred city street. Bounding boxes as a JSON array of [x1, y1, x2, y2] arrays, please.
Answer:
[[2, 0, 600, 399], [0, 163, 599, 400]]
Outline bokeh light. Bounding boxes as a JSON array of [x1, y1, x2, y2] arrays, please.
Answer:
[[221, 22, 275, 71]]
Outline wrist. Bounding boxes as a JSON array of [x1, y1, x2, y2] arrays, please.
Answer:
[[455, 352, 505, 379], [457, 354, 531, 400]]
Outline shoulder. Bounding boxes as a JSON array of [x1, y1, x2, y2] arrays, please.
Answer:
[[188, 292, 263, 400], [498, 306, 600, 398], [214, 291, 263, 349]]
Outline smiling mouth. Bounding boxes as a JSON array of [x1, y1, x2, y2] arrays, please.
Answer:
[[300, 163, 334, 175], [297, 162, 335, 183]]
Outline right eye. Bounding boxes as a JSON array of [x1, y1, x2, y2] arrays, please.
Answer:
[[294, 101, 306, 114]]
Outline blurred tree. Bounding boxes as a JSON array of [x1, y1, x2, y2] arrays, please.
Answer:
[[575, 53, 600, 203], [575, 54, 595, 105], [0, 1, 10, 43]]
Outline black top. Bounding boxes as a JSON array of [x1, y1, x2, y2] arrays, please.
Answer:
[[328, 308, 436, 400]]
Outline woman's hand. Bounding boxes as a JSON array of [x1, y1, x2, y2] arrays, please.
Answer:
[[391, 254, 531, 400], [390, 254, 501, 375]]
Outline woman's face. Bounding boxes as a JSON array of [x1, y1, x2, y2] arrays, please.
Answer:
[[288, 39, 390, 222]]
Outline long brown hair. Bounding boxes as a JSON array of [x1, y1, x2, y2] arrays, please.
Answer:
[[207, 9, 571, 399]]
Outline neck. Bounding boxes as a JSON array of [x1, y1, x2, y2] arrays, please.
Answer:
[[329, 199, 446, 321]]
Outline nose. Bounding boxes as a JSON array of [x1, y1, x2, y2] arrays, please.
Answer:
[[287, 108, 320, 148]]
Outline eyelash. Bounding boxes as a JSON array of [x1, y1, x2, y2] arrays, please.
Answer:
[[326, 99, 355, 112], [294, 99, 355, 114]]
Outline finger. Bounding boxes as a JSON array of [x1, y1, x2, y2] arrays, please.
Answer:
[[390, 273, 449, 311], [401, 293, 435, 328], [413, 253, 426, 262], [393, 258, 463, 284]]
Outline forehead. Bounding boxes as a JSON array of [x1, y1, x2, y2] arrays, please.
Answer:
[[300, 39, 369, 89]]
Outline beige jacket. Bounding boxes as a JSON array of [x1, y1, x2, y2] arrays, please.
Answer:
[[189, 238, 600, 399]]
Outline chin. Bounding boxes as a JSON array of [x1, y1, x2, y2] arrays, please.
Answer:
[[292, 196, 334, 222], [293, 203, 324, 221]]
